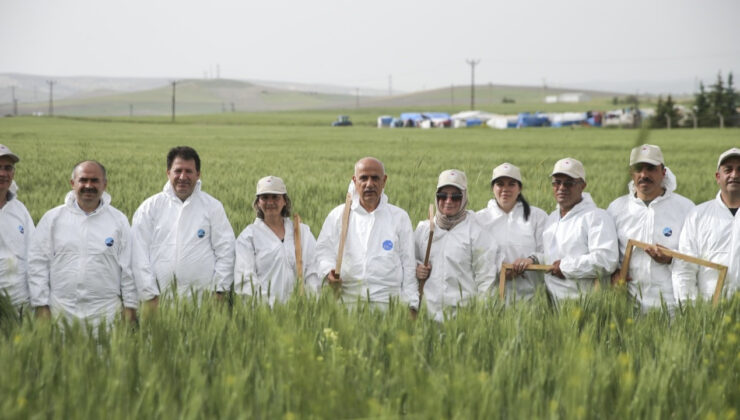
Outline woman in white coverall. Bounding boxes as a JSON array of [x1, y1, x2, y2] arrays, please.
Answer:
[[476, 163, 548, 302], [415, 169, 499, 321], [233, 176, 318, 305]]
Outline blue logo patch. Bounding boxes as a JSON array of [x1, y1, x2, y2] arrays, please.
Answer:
[[197, 229, 206, 238], [105, 237, 114, 247], [382, 240, 393, 251], [18, 225, 24, 234], [663, 227, 672, 237]]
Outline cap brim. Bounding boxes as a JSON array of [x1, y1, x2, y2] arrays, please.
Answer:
[[719, 153, 740, 168], [0, 153, 19, 163], [631, 158, 662, 166]]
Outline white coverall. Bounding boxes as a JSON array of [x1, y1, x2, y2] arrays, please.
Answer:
[[131, 181, 235, 300], [542, 192, 619, 301], [314, 191, 418, 309], [673, 191, 740, 302], [607, 169, 694, 310], [234, 217, 319, 305], [476, 200, 548, 301], [0, 182, 35, 306], [28, 191, 137, 324], [414, 211, 499, 321]]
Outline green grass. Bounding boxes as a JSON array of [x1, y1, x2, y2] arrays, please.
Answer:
[[0, 115, 738, 418]]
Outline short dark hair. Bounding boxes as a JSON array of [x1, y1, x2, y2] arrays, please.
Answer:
[[71, 160, 107, 181], [167, 146, 201, 172]]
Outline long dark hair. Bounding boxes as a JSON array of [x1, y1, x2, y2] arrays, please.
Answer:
[[492, 179, 531, 221]]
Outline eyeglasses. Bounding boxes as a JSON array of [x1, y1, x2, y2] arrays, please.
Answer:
[[436, 192, 463, 201], [551, 179, 580, 189]]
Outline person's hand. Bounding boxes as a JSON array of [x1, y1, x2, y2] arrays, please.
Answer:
[[123, 307, 137, 323], [409, 307, 418, 320], [327, 269, 342, 291], [416, 263, 431, 281], [142, 296, 159, 318], [645, 244, 672, 264], [610, 268, 632, 285], [548, 260, 565, 279], [511, 257, 534, 276], [35, 306, 51, 320]]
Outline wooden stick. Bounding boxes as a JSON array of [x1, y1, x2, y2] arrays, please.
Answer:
[[420, 204, 435, 298], [499, 263, 553, 300], [335, 192, 353, 276], [620, 239, 728, 305], [293, 213, 304, 296]]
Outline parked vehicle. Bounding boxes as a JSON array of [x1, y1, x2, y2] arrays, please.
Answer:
[[332, 115, 353, 126]]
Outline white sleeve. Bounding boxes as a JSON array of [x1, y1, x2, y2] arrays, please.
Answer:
[[533, 209, 547, 262], [210, 202, 236, 292], [131, 204, 160, 301], [314, 206, 342, 281], [472, 227, 499, 295], [117, 217, 138, 309], [233, 227, 257, 295], [414, 221, 429, 265], [397, 212, 419, 309], [27, 211, 54, 307], [559, 210, 619, 280], [672, 212, 700, 302], [300, 224, 321, 295]]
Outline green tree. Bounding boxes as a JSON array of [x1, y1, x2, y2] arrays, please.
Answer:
[[694, 81, 712, 126], [725, 72, 738, 126]]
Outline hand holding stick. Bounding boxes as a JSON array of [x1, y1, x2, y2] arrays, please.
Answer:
[[420, 204, 435, 298], [331, 192, 353, 294]]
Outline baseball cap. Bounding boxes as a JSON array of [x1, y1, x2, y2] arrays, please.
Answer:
[[0, 144, 19, 163], [437, 169, 467, 191], [717, 148, 740, 169], [551, 157, 586, 181], [491, 162, 522, 183], [256, 176, 287, 195], [630, 144, 664, 166]]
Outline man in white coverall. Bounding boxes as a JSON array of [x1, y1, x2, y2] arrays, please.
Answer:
[[542, 158, 618, 302], [132, 146, 235, 307], [0, 144, 35, 314], [673, 147, 740, 302], [314, 157, 418, 313], [28, 161, 137, 324], [607, 144, 694, 312]]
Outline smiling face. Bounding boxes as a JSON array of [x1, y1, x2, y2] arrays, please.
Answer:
[[436, 185, 463, 216], [167, 157, 200, 201], [492, 176, 521, 213], [70, 161, 107, 212], [716, 156, 740, 205], [551, 174, 585, 214], [0, 156, 15, 197], [257, 194, 286, 219], [353, 158, 387, 211], [631, 163, 666, 201]]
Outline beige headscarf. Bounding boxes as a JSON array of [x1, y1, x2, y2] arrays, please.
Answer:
[[434, 169, 468, 231]]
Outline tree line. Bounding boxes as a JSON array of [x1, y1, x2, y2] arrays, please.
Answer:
[[652, 71, 738, 128]]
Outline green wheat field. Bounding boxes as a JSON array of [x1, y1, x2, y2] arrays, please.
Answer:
[[0, 115, 738, 419]]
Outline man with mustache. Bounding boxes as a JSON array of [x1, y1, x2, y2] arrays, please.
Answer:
[[0, 145, 35, 315], [542, 157, 618, 302], [607, 144, 694, 312], [673, 148, 740, 302], [314, 157, 418, 313], [131, 146, 235, 308], [28, 161, 137, 324]]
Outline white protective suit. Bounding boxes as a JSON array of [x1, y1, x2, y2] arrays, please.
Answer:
[[234, 217, 319, 305], [314, 188, 418, 309], [673, 191, 740, 302], [607, 168, 694, 310], [131, 181, 235, 300], [0, 182, 35, 306], [28, 191, 137, 324], [542, 192, 619, 301], [476, 200, 548, 301], [414, 211, 499, 321]]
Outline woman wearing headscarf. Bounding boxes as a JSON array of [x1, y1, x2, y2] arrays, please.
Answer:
[[234, 176, 318, 305], [415, 169, 499, 321], [476, 163, 548, 302]]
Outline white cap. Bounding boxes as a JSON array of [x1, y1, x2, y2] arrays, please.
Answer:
[[437, 169, 467, 191], [491, 162, 522, 183], [630, 144, 664, 166], [0, 144, 19, 163], [717, 148, 740, 169], [550, 157, 586, 181], [256, 176, 287, 195]]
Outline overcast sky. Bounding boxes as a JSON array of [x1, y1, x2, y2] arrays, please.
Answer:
[[1, 0, 738, 94]]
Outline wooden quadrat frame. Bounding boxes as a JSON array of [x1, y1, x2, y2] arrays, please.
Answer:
[[619, 239, 727, 305], [498, 263, 553, 300]]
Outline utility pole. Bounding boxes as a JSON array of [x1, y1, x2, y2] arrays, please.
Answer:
[[47, 80, 55, 116], [11, 86, 18, 116], [465, 59, 480, 110], [171, 81, 177, 123]]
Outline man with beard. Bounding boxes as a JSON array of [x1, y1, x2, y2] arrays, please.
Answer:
[[542, 157, 618, 302], [0, 145, 35, 314], [131, 146, 234, 307], [607, 144, 694, 312], [314, 157, 418, 313], [673, 148, 740, 302], [28, 161, 137, 324]]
